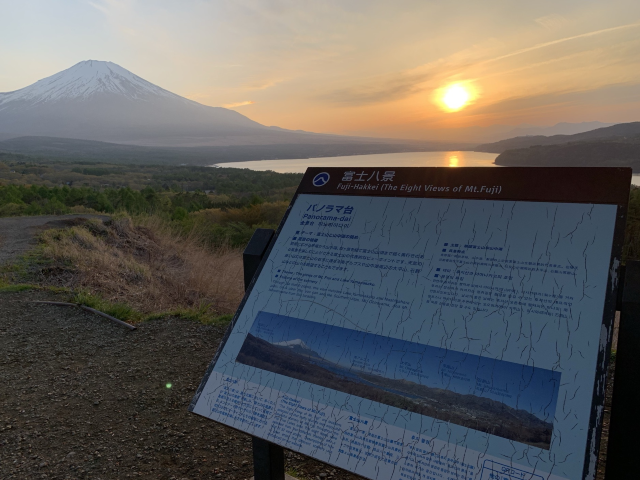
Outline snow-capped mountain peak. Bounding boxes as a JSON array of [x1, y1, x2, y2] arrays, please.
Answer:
[[0, 59, 269, 145], [274, 339, 311, 350], [0, 60, 181, 106], [272, 338, 323, 359]]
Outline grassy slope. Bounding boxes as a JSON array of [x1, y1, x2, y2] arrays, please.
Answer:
[[1, 216, 244, 324]]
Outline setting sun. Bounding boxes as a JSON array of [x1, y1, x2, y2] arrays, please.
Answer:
[[441, 84, 470, 111]]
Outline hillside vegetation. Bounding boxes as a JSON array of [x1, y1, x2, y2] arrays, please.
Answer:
[[0, 164, 300, 323], [35, 217, 245, 322], [0, 156, 302, 192], [0, 160, 298, 247], [5, 168, 640, 260], [494, 142, 640, 171]]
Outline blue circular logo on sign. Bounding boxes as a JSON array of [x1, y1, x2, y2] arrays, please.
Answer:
[[312, 172, 330, 187]]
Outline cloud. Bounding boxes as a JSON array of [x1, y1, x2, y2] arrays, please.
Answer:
[[468, 82, 640, 116], [87, 1, 109, 15], [222, 100, 256, 108], [535, 14, 568, 31], [320, 75, 425, 106], [87, 0, 129, 17], [243, 79, 284, 91], [483, 21, 640, 66]]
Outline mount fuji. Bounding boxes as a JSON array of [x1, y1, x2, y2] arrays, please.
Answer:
[[0, 60, 285, 146]]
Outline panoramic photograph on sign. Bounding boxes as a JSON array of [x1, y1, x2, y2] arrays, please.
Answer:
[[190, 167, 629, 480], [237, 312, 561, 449]]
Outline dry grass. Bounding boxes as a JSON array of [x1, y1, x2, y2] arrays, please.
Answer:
[[38, 216, 245, 322]]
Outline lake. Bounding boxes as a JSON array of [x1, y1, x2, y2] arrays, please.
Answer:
[[211, 150, 640, 185], [211, 151, 497, 172]]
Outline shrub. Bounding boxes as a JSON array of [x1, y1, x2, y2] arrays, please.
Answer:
[[39, 216, 245, 321], [0, 202, 26, 216]]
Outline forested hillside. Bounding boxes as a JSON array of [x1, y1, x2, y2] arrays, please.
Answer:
[[0, 155, 302, 191], [476, 122, 640, 153], [0, 159, 302, 247]]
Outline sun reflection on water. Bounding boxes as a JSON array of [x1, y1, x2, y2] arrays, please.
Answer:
[[209, 150, 500, 172]]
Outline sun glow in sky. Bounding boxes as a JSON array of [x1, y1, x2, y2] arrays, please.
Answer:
[[2, 1, 640, 141], [441, 84, 471, 111]]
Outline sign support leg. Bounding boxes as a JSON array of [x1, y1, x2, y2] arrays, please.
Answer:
[[252, 437, 286, 480], [243, 229, 285, 480], [605, 260, 640, 478]]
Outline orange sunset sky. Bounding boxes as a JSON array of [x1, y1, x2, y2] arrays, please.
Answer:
[[2, 1, 640, 141]]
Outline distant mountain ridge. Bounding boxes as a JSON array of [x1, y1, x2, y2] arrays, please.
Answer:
[[483, 121, 640, 170], [236, 333, 553, 449], [499, 121, 613, 140], [476, 122, 640, 153], [0, 135, 470, 165], [494, 141, 640, 170]]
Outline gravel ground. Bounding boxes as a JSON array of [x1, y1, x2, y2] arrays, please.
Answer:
[[0, 215, 110, 266], [0, 289, 358, 480]]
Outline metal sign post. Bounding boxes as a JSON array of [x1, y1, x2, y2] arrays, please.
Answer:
[[605, 261, 640, 479], [243, 229, 285, 480]]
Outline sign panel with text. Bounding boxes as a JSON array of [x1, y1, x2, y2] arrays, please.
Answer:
[[190, 167, 630, 480]]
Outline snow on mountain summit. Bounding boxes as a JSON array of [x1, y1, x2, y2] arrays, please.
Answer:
[[0, 60, 182, 106], [272, 338, 323, 359], [274, 339, 312, 350], [0, 59, 284, 146]]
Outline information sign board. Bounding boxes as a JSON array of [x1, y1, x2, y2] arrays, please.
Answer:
[[190, 167, 630, 480]]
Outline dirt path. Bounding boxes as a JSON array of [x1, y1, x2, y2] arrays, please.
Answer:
[[0, 215, 110, 266]]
